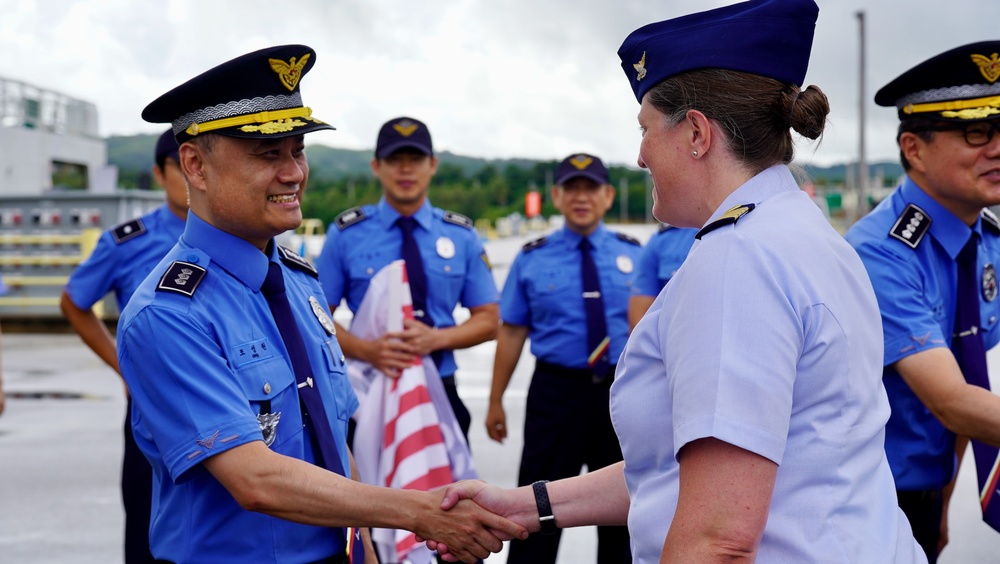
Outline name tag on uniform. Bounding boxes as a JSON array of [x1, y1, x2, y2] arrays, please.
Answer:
[[231, 339, 275, 368]]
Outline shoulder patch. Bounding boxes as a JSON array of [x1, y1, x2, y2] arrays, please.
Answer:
[[277, 245, 318, 278], [111, 218, 147, 244], [695, 203, 756, 240], [983, 208, 1000, 235], [522, 236, 548, 252], [614, 232, 641, 246], [443, 211, 473, 229], [156, 261, 206, 297], [335, 206, 368, 230], [889, 203, 932, 249]]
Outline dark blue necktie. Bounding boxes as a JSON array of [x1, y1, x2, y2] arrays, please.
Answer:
[[953, 234, 1000, 532], [261, 261, 365, 562], [397, 216, 428, 322], [580, 238, 610, 380]]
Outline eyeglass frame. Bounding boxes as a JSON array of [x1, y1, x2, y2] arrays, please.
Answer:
[[907, 119, 1000, 147]]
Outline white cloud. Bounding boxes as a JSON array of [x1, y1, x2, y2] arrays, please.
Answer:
[[1, 0, 998, 169]]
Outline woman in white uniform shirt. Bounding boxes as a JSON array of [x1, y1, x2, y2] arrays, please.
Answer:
[[427, 0, 924, 562]]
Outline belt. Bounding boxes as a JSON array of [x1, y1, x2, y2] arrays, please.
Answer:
[[536, 359, 616, 383], [897, 488, 943, 503]]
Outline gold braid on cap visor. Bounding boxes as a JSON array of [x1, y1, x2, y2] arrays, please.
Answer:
[[902, 95, 1000, 120], [184, 107, 320, 136]]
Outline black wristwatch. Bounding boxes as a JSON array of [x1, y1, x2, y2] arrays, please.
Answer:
[[532, 480, 557, 535]]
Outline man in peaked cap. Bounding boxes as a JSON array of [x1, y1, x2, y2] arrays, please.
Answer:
[[61, 127, 187, 563], [486, 153, 639, 564], [847, 41, 1000, 562], [317, 116, 499, 444], [117, 46, 524, 564]]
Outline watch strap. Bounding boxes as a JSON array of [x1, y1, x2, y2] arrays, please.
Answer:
[[532, 480, 557, 535]]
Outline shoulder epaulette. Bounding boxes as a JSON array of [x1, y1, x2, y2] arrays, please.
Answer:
[[156, 261, 206, 297], [888, 203, 931, 249], [658, 223, 672, 233], [443, 211, 473, 229], [335, 206, 368, 230], [111, 218, 147, 244], [983, 208, 1000, 235], [614, 232, 641, 246], [277, 245, 318, 278], [695, 203, 756, 240], [522, 236, 548, 252]]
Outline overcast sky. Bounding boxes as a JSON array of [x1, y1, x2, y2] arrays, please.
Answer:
[[1, 0, 997, 169]]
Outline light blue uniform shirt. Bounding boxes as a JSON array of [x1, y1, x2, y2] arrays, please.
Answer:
[[65, 204, 185, 310], [631, 225, 698, 297], [611, 166, 922, 563], [846, 177, 1000, 490], [118, 213, 357, 563], [317, 198, 498, 377], [501, 223, 641, 368]]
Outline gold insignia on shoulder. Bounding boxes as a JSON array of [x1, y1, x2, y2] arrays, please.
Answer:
[[269, 53, 311, 91], [633, 51, 647, 81], [971, 53, 1000, 83], [393, 120, 419, 137], [720, 204, 753, 221], [570, 155, 593, 170]]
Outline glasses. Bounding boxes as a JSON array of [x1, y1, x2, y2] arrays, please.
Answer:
[[912, 121, 1000, 146]]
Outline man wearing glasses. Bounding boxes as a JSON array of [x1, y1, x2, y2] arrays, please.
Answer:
[[846, 41, 1000, 563]]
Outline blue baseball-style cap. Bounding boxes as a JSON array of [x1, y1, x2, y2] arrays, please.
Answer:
[[555, 154, 609, 186], [142, 44, 335, 144], [154, 128, 179, 165], [875, 41, 1000, 122], [375, 116, 433, 159], [617, 0, 819, 103]]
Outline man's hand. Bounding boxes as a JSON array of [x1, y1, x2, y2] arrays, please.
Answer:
[[485, 402, 507, 443], [366, 334, 419, 378], [412, 486, 528, 563], [399, 318, 442, 357]]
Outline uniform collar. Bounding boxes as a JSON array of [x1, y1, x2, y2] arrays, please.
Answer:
[[155, 204, 186, 235], [377, 197, 434, 231], [181, 212, 271, 291], [900, 176, 978, 259], [703, 164, 795, 228], [559, 222, 607, 250]]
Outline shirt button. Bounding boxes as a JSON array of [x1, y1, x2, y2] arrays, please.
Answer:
[[444, 265, 451, 272], [366, 267, 374, 275], [263, 383, 272, 394], [187, 255, 200, 263], [991, 316, 997, 325]]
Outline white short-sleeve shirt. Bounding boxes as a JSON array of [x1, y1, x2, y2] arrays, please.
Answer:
[[610, 165, 924, 563]]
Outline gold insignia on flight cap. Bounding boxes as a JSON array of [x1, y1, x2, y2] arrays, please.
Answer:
[[972, 53, 1000, 84], [570, 155, 593, 170], [269, 53, 311, 91], [393, 120, 419, 137], [633, 51, 647, 81]]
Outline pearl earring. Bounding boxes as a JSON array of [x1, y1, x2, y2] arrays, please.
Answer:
[[692, 150, 698, 157]]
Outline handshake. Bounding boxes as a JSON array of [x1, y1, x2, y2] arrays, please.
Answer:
[[410, 480, 540, 564]]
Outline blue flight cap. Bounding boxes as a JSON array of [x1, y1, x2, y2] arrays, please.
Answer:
[[142, 44, 335, 143], [875, 41, 1000, 122], [617, 0, 819, 103], [555, 153, 609, 186], [375, 117, 433, 159], [154, 128, 179, 166]]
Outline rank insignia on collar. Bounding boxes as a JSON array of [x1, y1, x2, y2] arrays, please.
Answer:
[[156, 261, 207, 297], [633, 51, 647, 81], [269, 53, 310, 91], [310, 296, 336, 335], [112, 218, 147, 244], [972, 52, 1000, 83], [889, 203, 931, 249], [695, 203, 756, 240], [257, 412, 281, 447], [984, 263, 998, 302]]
